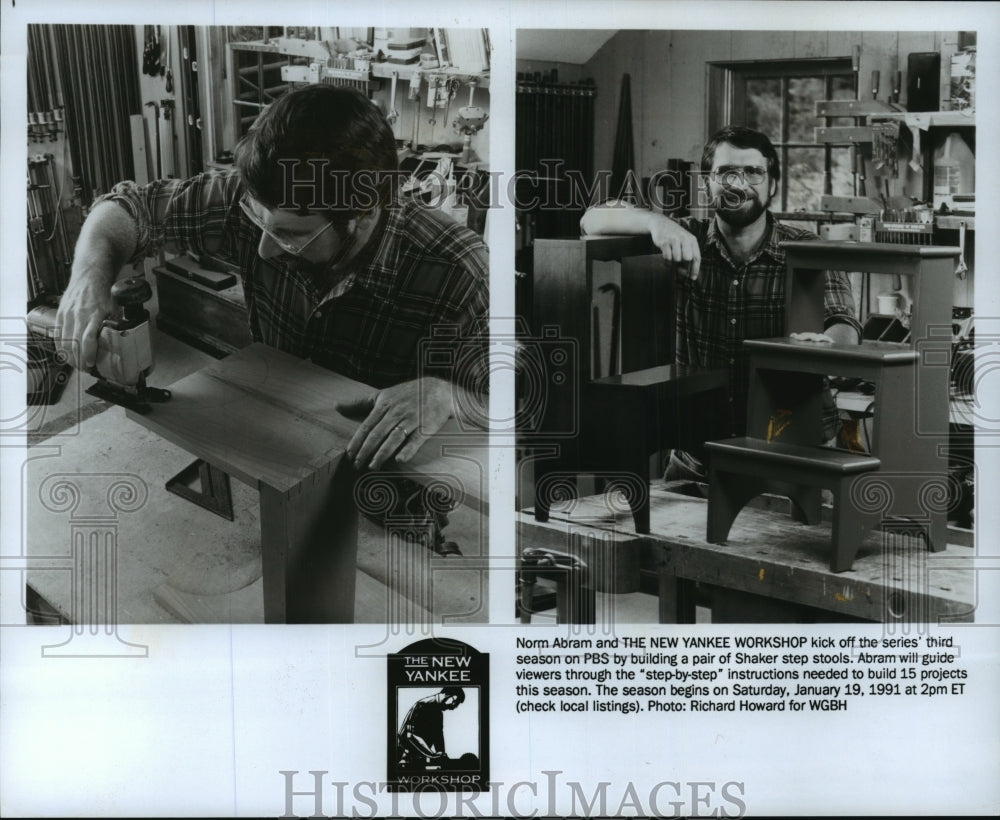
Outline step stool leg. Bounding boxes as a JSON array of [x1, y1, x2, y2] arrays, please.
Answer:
[[787, 485, 823, 525], [927, 511, 948, 553], [829, 478, 863, 572], [628, 491, 650, 534], [707, 468, 760, 544]]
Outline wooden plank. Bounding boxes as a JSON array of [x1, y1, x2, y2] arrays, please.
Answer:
[[816, 100, 896, 117], [730, 31, 794, 61], [259, 458, 358, 623], [129, 114, 150, 184], [819, 194, 881, 214], [815, 125, 873, 144], [127, 344, 489, 504], [793, 31, 829, 59], [826, 31, 862, 60], [154, 578, 263, 623]]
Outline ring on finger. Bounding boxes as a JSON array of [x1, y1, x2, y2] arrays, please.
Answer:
[[394, 424, 409, 438]]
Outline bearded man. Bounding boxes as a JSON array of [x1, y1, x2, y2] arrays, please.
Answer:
[[581, 125, 861, 481]]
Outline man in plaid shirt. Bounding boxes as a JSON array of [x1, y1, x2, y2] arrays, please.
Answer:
[[582, 125, 861, 481], [56, 85, 488, 475]]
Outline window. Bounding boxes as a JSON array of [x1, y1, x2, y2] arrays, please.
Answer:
[[710, 59, 856, 215]]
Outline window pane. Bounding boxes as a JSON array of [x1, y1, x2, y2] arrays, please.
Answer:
[[786, 147, 825, 211], [787, 77, 824, 142], [746, 78, 781, 141], [831, 148, 854, 197]]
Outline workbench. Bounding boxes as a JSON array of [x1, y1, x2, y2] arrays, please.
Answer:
[[24, 344, 489, 626], [518, 483, 974, 624]]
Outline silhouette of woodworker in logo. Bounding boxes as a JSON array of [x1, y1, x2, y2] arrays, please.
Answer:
[[396, 686, 478, 770]]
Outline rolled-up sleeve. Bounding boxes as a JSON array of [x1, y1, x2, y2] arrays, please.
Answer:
[[823, 271, 863, 337], [94, 171, 244, 266]]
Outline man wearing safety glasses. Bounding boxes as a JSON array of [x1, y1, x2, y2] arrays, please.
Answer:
[[581, 125, 860, 482], [55, 84, 488, 474], [55, 84, 488, 556]]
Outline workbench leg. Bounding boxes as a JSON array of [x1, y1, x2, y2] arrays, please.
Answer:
[[554, 575, 595, 624], [658, 576, 696, 624], [706, 470, 760, 544], [629, 499, 651, 536], [259, 457, 359, 624]]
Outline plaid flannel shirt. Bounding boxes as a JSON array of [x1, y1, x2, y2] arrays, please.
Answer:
[[98, 170, 489, 389], [675, 213, 861, 437]]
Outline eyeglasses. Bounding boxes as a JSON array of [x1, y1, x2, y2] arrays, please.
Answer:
[[709, 165, 768, 185], [239, 195, 334, 256]]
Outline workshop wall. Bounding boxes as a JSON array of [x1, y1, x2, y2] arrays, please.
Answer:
[[584, 30, 952, 179]]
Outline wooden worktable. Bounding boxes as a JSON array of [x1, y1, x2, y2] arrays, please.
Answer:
[[125, 343, 489, 624], [518, 483, 974, 623]]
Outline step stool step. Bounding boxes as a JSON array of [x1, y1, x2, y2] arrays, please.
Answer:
[[707, 437, 881, 476]]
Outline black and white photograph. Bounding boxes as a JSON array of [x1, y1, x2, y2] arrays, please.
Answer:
[[17, 22, 492, 628], [514, 28, 982, 625], [1, 1, 998, 818]]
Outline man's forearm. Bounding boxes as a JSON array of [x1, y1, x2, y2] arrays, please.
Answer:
[[70, 201, 139, 288], [824, 321, 860, 345], [55, 201, 140, 368]]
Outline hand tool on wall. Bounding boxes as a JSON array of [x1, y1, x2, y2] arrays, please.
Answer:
[[145, 100, 162, 179], [27, 276, 171, 414], [160, 100, 178, 178], [165, 26, 174, 93], [387, 71, 399, 133], [955, 222, 968, 279]]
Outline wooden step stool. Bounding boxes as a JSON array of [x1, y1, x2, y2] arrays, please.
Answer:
[[706, 437, 881, 572], [705, 241, 959, 572]]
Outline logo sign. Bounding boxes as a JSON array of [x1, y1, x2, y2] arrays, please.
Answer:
[[386, 638, 489, 793]]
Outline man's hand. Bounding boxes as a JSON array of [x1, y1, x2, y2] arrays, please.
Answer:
[[580, 203, 701, 279], [646, 212, 701, 280], [55, 200, 138, 370], [55, 270, 114, 370], [338, 376, 455, 470]]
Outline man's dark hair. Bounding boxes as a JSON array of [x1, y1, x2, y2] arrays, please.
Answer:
[[440, 686, 466, 703], [234, 84, 399, 219], [701, 125, 781, 184]]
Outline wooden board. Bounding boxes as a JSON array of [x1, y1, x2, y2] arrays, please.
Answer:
[[129, 114, 150, 184], [126, 343, 488, 503]]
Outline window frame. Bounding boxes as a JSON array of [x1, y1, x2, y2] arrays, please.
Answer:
[[708, 57, 855, 215]]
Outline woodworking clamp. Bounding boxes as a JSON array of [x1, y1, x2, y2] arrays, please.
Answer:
[[518, 547, 595, 624]]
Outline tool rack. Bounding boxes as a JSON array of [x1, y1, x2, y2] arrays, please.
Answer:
[[705, 240, 961, 571]]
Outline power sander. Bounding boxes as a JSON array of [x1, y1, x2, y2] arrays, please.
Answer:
[[28, 276, 171, 414]]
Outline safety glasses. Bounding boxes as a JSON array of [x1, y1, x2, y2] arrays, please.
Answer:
[[709, 165, 768, 185], [239, 195, 334, 256]]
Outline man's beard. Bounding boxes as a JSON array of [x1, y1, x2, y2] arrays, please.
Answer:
[[713, 187, 770, 228]]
